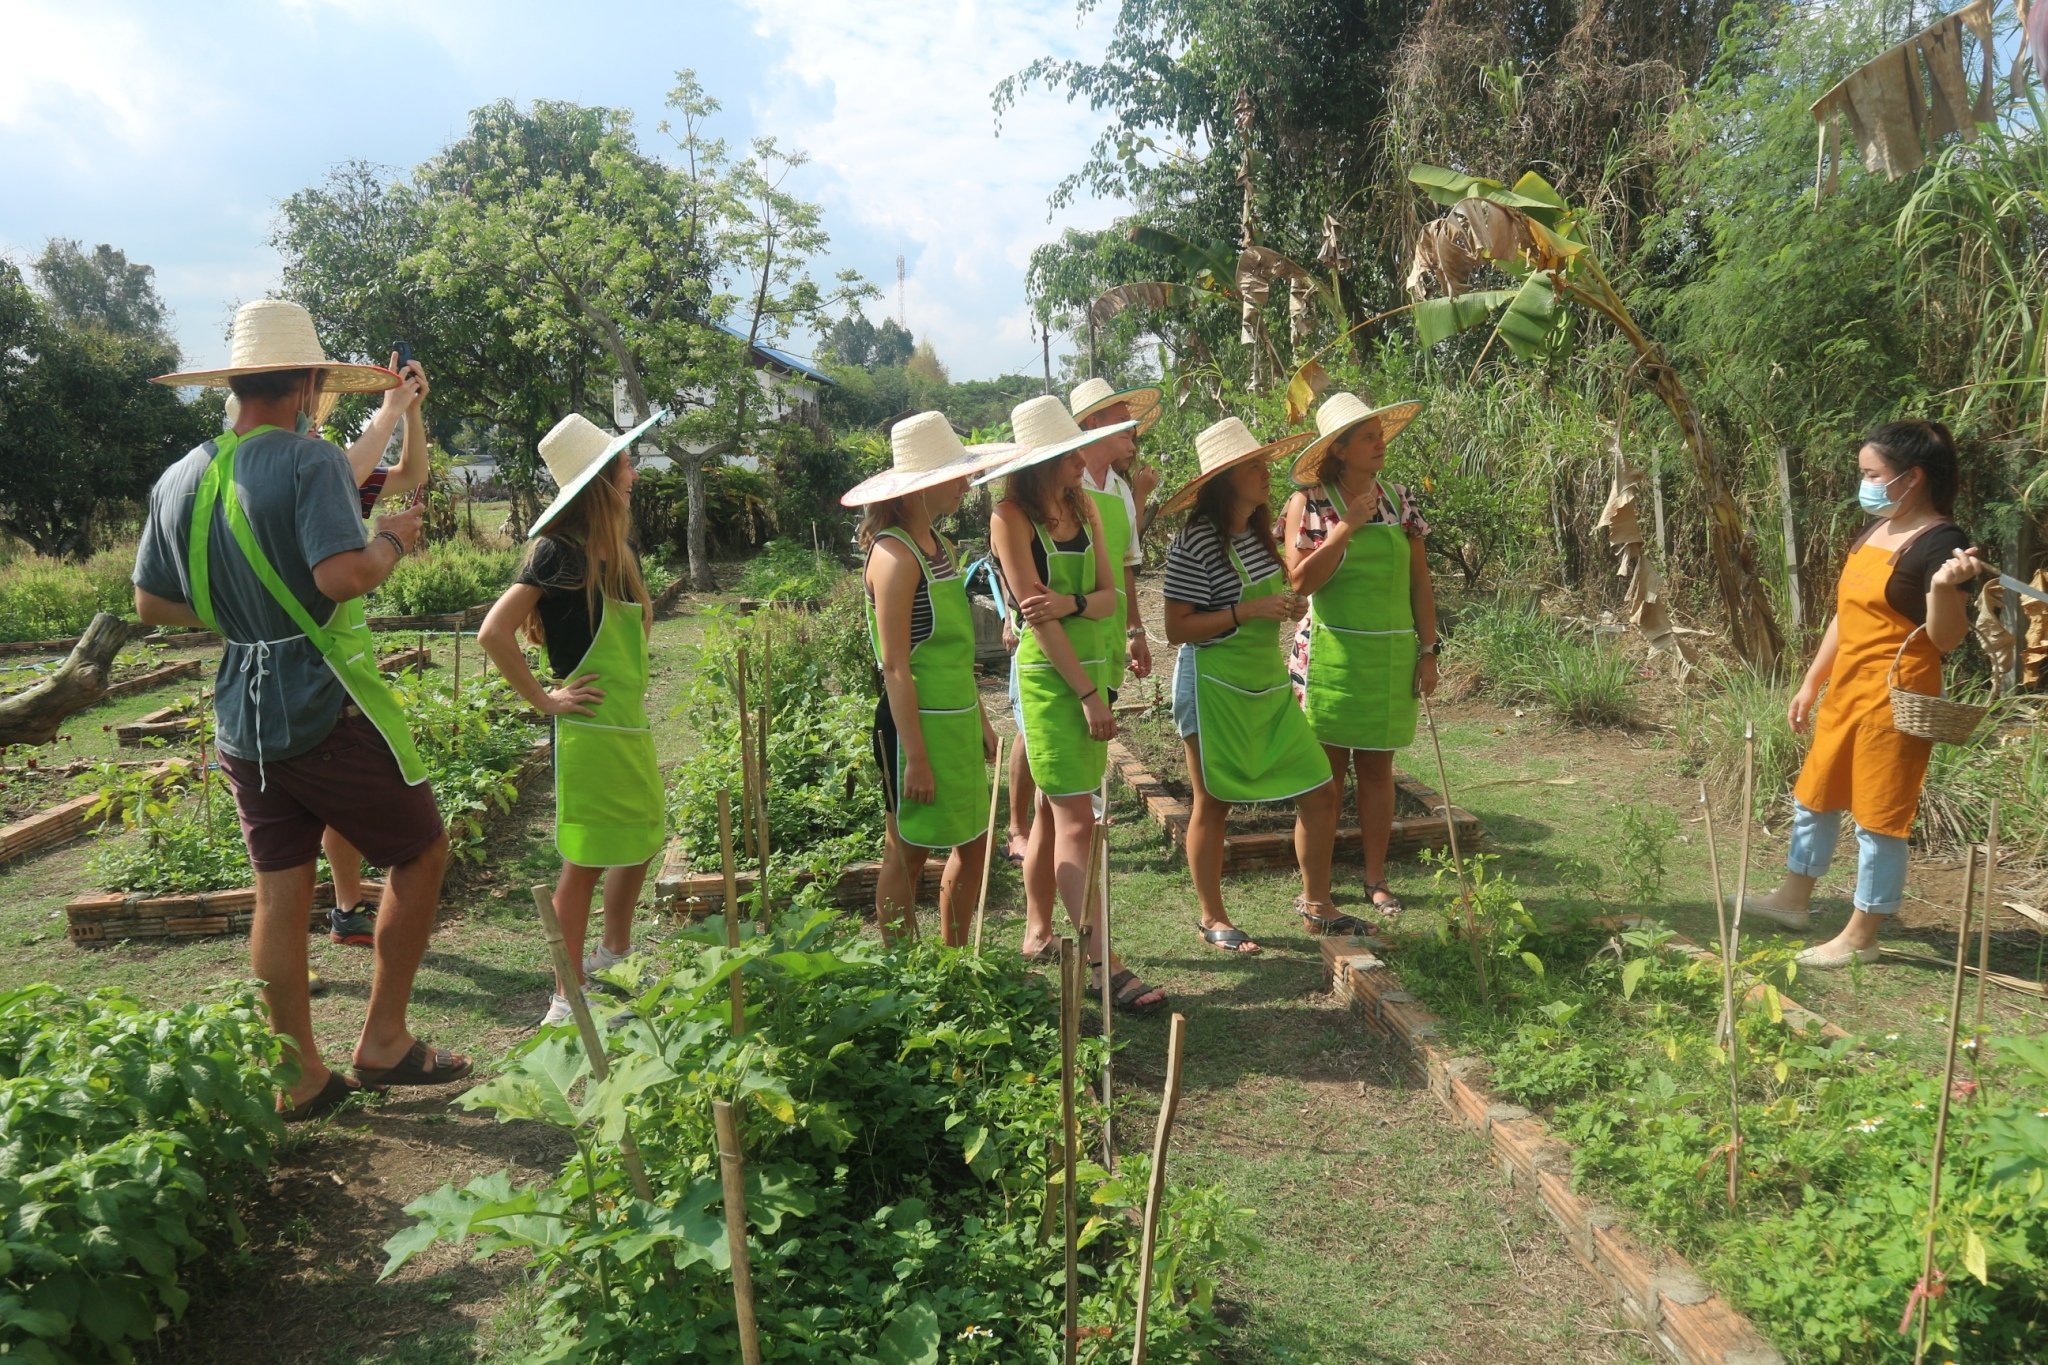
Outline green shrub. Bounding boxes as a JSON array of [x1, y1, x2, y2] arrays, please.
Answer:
[[1675, 661, 1804, 825], [1447, 596, 1640, 728], [386, 910, 1254, 1362], [735, 538, 846, 603], [0, 549, 136, 641], [369, 539, 519, 617], [0, 983, 289, 1362], [667, 586, 885, 871]]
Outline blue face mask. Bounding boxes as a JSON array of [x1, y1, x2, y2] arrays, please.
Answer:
[[294, 411, 313, 436], [1858, 470, 1907, 517]]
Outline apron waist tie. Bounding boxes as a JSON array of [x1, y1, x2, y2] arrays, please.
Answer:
[[228, 634, 304, 791]]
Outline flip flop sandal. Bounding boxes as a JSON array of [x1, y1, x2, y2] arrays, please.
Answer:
[[1103, 968, 1167, 1016], [1364, 883, 1406, 916], [1295, 898, 1376, 937], [1196, 923, 1261, 954], [354, 1039, 474, 1089], [282, 1071, 377, 1124]]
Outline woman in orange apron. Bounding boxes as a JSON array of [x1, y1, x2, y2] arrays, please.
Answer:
[[1745, 421, 1988, 967]]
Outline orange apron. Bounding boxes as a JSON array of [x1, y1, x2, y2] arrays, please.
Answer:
[[1792, 539, 1940, 838]]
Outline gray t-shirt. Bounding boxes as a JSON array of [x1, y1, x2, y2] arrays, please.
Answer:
[[133, 429, 369, 764]]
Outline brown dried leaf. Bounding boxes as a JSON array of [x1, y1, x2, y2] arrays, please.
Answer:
[[1089, 281, 1190, 328]]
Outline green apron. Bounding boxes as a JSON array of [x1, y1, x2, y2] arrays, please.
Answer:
[[1083, 475, 1132, 694], [864, 529, 989, 849], [1303, 483, 1419, 751], [188, 427, 426, 784], [1014, 519, 1108, 798], [555, 593, 664, 868], [1188, 539, 1333, 803]]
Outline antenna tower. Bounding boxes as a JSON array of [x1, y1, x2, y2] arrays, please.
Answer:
[[896, 254, 906, 327]]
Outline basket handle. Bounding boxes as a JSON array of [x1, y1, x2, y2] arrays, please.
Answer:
[[1886, 623, 1940, 697]]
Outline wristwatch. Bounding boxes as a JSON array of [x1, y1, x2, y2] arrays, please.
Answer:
[[1422, 639, 1442, 656], [1072, 592, 1087, 616]]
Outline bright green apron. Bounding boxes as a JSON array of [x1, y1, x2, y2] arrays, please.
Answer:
[[555, 593, 664, 868], [864, 529, 989, 849], [188, 427, 426, 784], [1014, 519, 1107, 798], [1083, 475, 1132, 694], [1303, 483, 1418, 751], [1189, 538, 1333, 803]]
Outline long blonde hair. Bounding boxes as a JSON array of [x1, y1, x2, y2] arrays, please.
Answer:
[[857, 494, 913, 551], [1007, 457, 1086, 534], [518, 455, 648, 648]]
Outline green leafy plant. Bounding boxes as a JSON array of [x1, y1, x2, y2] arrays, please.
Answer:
[[0, 548, 137, 641], [1614, 802, 1677, 905], [734, 538, 846, 604], [0, 983, 290, 1363], [386, 907, 1254, 1361], [370, 539, 520, 617], [1445, 596, 1638, 728]]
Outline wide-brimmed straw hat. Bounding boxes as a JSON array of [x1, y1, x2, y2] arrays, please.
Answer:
[[530, 409, 668, 538], [1158, 417, 1313, 518], [972, 395, 1136, 486], [1288, 391, 1424, 487], [840, 411, 1020, 506], [153, 299, 398, 394], [1070, 376, 1163, 435]]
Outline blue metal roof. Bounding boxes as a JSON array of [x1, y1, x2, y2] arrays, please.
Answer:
[[714, 321, 836, 386]]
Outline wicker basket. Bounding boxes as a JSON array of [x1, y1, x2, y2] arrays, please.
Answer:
[[1887, 625, 1986, 744]]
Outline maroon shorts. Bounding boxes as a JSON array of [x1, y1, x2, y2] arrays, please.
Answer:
[[219, 708, 444, 873]]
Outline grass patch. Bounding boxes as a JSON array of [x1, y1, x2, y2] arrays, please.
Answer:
[[0, 549, 136, 641], [1447, 595, 1640, 728], [734, 538, 846, 603]]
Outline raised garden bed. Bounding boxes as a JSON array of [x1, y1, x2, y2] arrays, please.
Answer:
[[651, 833, 941, 916], [1106, 729, 1481, 871], [113, 646, 432, 748], [0, 759, 188, 867], [1320, 929, 1788, 1365], [66, 736, 550, 946], [366, 604, 489, 632]]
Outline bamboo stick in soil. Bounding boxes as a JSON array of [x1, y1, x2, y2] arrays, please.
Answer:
[[736, 649, 757, 865], [1700, 785, 1742, 1209], [1420, 694, 1486, 1004], [1130, 1012, 1189, 1365], [712, 1100, 765, 1365], [1728, 724, 1757, 972], [1091, 773, 1116, 1171], [1974, 798, 1999, 1062], [1909, 853, 1979, 1363], [528, 886, 655, 1202], [718, 790, 746, 1037], [971, 736, 1004, 954], [1059, 936, 1080, 1365], [756, 630, 773, 930]]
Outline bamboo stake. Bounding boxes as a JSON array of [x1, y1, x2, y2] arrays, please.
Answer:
[[736, 649, 757, 864], [1700, 785, 1742, 1209], [971, 736, 1005, 954], [1059, 936, 1080, 1365], [528, 886, 655, 1202], [1093, 773, 1116, 1171], [1420, 694, 1486, 1004], [452, 628, 461, 707], [1974, 799, 1999, 1060], [1130, 1012, 1189, 1365], [1909, 857, 1978, 1362], [712, 1100, 764, 1365], [1729, 724, 1756, 970], [756, 630, 773, 929], [718, 790, 746, 1037]]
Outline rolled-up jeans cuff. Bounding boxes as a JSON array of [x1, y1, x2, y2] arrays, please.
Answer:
[[1852, 895, 1901, 916], [1786, 853, 1831, 878]]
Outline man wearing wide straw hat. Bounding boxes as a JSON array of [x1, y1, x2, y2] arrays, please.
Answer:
[[843, 412, 1016, 946], [1280, 389, 1439, 925], [980, 395, 1165, 1013], [1160, 416, 1347, 951], [135, 299, 468, 1121]]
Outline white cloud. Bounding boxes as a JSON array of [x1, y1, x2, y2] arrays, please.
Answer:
[[740, 0, 1117, 378], [0, 1, 219, 164]]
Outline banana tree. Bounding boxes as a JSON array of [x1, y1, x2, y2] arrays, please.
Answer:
[[1090, 225, 1330, 392], [1404, 165, 1786, 673]]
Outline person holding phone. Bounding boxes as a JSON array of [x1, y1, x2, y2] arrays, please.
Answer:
[[324, 350, 431, 946], [478, 410, 667, 1028]]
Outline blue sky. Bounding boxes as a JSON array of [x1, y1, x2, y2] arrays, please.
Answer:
[[0, 0, 1125, 380]]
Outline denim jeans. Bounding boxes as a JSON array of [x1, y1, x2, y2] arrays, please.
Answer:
[[1786, 799, 1907, 914]]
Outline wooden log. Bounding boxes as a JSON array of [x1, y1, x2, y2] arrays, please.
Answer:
[[0, 613, 151, 746]]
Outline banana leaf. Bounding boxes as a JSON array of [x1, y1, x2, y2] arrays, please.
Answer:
[[1408, 165, 1560, 214], [1285, 359, 1330, 424], [1413, 289, 1518, 346], [1126, 226, 1238, 294], [1496, 273, 1560, 360], [1089, 281, 1199, 327]]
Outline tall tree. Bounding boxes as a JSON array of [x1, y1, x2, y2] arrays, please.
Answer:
[[32, 239, 171, 341], [0, 261, 212, 558]]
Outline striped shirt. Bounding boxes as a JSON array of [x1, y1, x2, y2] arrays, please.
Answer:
[[867, 533, 958, 647], [1163, 520, 1284, 642]]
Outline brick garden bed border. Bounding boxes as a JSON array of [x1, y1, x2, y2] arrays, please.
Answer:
[[1319, 927, 1821, 1365], [652, 835, 941, 916], [1105, 737, 1483, 873], [0, 759, 190, 869], [65, 736, 551, 946], [113, 646, 433, 748]]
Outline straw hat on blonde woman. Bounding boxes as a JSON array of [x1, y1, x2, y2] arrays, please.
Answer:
[[1281, 390, 1439, 924], [853, 413, 1015, 947], [1162, 417, 1346, 952], [986, 395, 1165, 1015]]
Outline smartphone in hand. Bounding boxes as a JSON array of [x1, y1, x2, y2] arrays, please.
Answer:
[[395, 340, 413, 372]]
